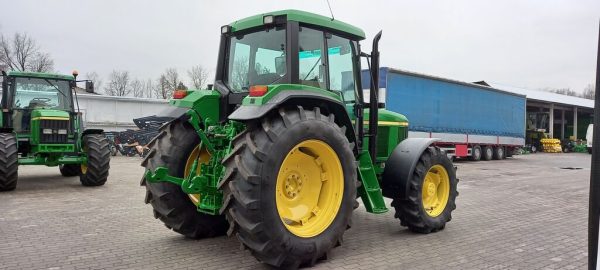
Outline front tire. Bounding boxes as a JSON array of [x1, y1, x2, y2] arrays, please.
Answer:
[[141, 119, 228, 238], [391, 147, 458, 233], [493, 146, 504, 160], [221, 106, 357, 268], [80, 134, 111, 186], [0, 134, 18, 191]]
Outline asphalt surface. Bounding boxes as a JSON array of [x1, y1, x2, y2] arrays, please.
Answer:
[[0, 153, 590, 269]]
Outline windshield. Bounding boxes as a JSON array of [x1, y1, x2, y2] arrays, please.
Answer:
[[225, 27, 286, 92], [13, 77, 73, 111]]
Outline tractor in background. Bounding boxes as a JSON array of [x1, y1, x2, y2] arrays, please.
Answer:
[[0, 70, 110, 191]]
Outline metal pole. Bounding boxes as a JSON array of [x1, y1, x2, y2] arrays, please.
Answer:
[[589, 21, 600, 270]]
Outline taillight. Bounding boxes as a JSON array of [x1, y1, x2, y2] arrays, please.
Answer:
[[173, 90, 188, 99], [249, 85, 268, 97]]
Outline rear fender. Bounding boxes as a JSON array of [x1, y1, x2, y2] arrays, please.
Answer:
[[381, 138, 440, 199], [228, 90, 357, 154]]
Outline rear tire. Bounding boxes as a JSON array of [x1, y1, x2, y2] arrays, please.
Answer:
[[141, 118, 228, 239], [391, 147, 457, 233], [482, 145, 493, 161], [469, 145, 481, 161], [221, 106, 357, 268], [80, 134, 111, 186], [0, 134, 18, 191], [59, 164, 80, 177], [493, 146, 504, 160]]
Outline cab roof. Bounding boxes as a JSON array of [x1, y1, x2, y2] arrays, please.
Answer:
[[229, 9, 366, 40], [7, 71, 75, 81]]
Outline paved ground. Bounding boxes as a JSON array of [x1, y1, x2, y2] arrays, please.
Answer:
[[0, 153, 590, 269]]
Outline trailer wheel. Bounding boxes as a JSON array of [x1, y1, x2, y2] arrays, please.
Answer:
[[221, 106, 356, 268], [469, 145, 481, 161], [482, 146, 493, 161], [391, 146, 458, 233], [79, 134, 111, 186], [493, 146, 504, 160], [141, 118, 228, 239], [0, 133, 18, 191]]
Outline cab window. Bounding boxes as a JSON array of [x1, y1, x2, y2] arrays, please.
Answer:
[[327, 34, 357, 104], [298, 27, 327, 89]]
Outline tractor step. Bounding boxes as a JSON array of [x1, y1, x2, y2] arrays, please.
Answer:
[[357, 151, 388, 214]]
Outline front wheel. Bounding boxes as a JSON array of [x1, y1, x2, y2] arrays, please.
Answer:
[[391, 147, 458, 233], [80, 134, 111, 186], [0, 133, 18, 191], [221, 106, 357, 268]]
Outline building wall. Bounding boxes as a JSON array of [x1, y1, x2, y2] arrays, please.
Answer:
[[75, 94, 170, 131]]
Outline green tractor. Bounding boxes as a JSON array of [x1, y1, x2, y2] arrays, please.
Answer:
[[0, 70, 111, 191], [142, 10, 458, 268]]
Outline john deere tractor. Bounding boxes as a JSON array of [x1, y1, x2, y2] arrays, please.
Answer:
[[0, 71, 110, 191], [142, 10, 457, 268]]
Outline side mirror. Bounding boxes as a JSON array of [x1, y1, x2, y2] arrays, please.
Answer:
[[275, 56, 286, 76], [85, 81, 95, 93]]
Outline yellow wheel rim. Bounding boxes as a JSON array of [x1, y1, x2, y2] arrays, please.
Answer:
[[276, 140, 344, 238], [184, 145, 211, 205], [81, 164, 88, 174], [422, 164, 450, 217]]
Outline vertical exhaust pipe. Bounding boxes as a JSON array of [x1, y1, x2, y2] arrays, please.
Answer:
[[589, 21, 600, 270], [369, 31, 382, 162]]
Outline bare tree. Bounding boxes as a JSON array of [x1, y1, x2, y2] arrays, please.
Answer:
[[0, 32, 54, 72], [144, 79, 155, 98], [104, 70, 131, 96], [155, 68, 182, 99], [85, 72, 103, 92], [187, 65, 211, 89], [131, 79, 145, 97], [542, 87, 579, 97], [582, 84, 596, 100], [155, 74, 169, 99]]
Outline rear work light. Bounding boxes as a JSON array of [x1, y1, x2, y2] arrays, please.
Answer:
[[249, 85, 268, 97], [173, 90, 188, 99]]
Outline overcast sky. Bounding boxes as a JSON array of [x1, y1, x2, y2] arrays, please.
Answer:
[[1, 0, 599, 93]]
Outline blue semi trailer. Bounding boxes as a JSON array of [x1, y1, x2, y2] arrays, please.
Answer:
[[362, 67, 526, 160]]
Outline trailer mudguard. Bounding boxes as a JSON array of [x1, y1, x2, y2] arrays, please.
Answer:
[[381, 138, 440, 199], [228, 90, 357, 153]]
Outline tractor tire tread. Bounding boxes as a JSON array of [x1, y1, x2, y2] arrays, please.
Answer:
[[0, 133, 18, 191]]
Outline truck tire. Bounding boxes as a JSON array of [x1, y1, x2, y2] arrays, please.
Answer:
[[59, 164, 81, 177], [79, 134, 111, 186], [482, 145, 493, 161], [469, 145, 481, 161], [391, 146, 457, 233], [141, 118, 228, 238], [221, 106, 357, 268], [0, 133, 18, 191], [493, 146, 504, 160]]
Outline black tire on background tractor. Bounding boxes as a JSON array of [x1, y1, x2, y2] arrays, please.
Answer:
[[469, 145, 481, 161], [493, 146, 504, 160], [141, 119, 228, 238], [482, 145, 493, 161], [0, 133, 18, 191], [221, 106, 357, 268], [79, 134, 111, 186], [59, 164, 81, 177], [391, 146, 458, 233]]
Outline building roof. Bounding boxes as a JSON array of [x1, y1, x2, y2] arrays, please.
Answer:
[[486, 82, 594, 109]]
